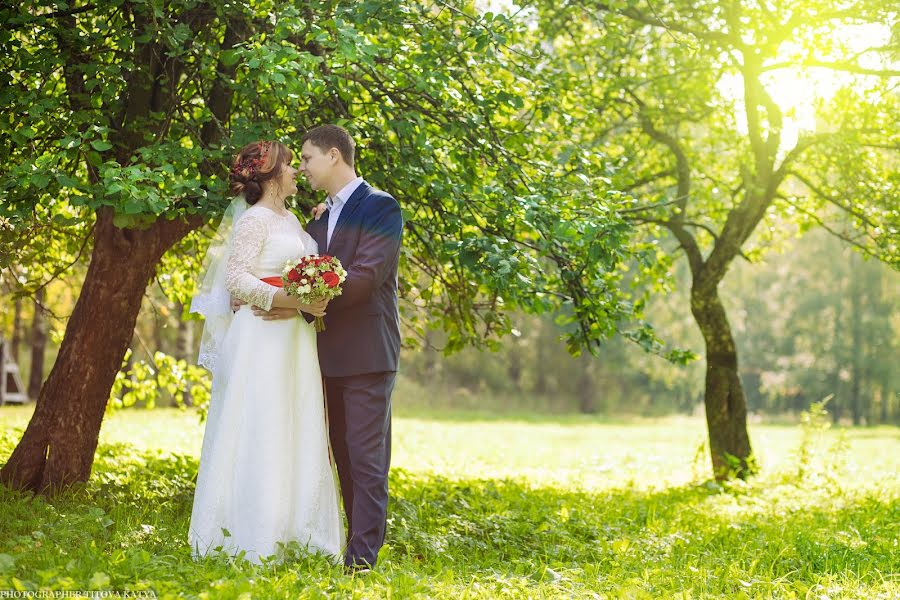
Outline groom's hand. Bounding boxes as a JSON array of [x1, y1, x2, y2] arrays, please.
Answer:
[[298, 298, 328, 317], [251, 306, 300, 321]]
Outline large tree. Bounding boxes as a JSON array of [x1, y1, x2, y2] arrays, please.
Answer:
[[1, 1, 644, 492], [527, 0, 899, 478]]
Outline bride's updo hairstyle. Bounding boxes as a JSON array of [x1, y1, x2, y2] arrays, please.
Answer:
[[229, 141, 293, 205]]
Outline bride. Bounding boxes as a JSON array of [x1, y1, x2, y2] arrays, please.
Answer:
[[187, 140, 344, 564]]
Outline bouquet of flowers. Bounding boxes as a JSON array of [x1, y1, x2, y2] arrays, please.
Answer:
[[281, 254, 347, 332]]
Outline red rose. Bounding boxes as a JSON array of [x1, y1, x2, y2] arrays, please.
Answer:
[[322, 271, 340, 288], [287, 269, 302, 282]]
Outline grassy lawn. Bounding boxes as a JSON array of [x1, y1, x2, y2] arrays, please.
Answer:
[[1, 404, 898, 598]]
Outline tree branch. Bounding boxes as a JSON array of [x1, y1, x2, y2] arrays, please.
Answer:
[[6, 3, 97, 31], [788, 171, 879, 229], [776, 193, 882, 259], [584, 0, 731, 45], [762, 60, 900, 78]]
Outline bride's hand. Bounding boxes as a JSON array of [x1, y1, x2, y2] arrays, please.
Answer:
[[310, 203, 327, 221], [299, 298, 328, 317]]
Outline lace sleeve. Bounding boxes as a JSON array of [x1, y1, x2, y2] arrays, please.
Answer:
[[225, 212, 278, 311]]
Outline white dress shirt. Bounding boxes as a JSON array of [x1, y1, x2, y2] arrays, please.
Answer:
[[326, 176, 365, 248]]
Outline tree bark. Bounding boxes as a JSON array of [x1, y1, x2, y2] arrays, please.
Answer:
[[11, 298, 23, 362], [0, 210, 200, 492], [27, 289, 48, 401], [691, 281, 754, 480]]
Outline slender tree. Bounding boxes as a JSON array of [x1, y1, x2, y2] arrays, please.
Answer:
[[527, 0, 899, 477]]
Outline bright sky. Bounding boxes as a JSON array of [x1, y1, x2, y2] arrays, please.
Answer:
[[718, 23, 894, 155], [477, 3, 894, 156]]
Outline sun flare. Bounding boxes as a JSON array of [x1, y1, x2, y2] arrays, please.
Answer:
[[719, 22, 894, 153]]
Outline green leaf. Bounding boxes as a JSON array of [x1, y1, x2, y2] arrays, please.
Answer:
[[91, 140, 113, 151], [112, 213, 136, 228], [59, 135, 81, 149], [56, 174, 80, 187], [87, 151, 103, 167], [220, 49, 240, 67], [31, 173, 51, 189]]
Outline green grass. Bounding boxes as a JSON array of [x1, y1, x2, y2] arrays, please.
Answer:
[[1, 404, 898, 598]]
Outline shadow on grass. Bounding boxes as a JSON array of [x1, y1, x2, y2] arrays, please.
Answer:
[[1, 438, 898, 597], [387, 467, 899, 573]]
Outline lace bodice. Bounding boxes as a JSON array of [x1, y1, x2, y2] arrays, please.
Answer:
[[225, 206, 318, 310]]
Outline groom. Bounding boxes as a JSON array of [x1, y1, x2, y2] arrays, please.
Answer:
[[257, 125, 403, 571]]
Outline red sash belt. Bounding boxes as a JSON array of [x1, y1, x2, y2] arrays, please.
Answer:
[[260, 276, 283, 288]]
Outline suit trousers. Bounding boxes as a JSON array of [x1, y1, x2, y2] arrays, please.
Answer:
[[324, 371, 396, 567]]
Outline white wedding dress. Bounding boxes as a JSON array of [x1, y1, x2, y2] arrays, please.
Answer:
[[188, 205, 344, 564]]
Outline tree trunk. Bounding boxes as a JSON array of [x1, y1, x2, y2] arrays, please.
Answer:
[[577, 351, 597, 414], [894, 386, 900, 427], [174, 301, 194, 407], [0, 209, 200, 493], [11, 298, 23, 362], [534, 319, 548, 396], [508, 337, 522, 391], [27, 288, 48, 401], [691, 282, 754, 480], [828, 302, 844, 423], [849, 254, 863, 426]]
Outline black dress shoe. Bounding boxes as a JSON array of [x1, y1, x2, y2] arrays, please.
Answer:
[[344, 563, 373, 576]]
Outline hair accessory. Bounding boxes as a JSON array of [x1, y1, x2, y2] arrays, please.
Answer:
[[230, 141, 272, 178]]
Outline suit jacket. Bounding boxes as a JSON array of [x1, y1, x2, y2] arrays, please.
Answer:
[[305, 181, 403, 378]]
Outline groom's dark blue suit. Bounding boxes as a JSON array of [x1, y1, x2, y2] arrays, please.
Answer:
[[305, 181, 403, 568]]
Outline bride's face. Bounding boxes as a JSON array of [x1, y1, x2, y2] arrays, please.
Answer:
[[279, 159, 299, 197]]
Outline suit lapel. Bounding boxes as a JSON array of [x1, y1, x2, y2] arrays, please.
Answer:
[[327, 181, 370, 253]]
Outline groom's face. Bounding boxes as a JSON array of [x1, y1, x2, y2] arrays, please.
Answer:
[[299, 141, 335, 192]]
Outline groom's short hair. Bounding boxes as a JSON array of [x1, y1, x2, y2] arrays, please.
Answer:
[[301, 125, 356, 169]]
